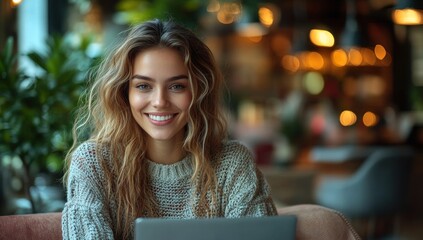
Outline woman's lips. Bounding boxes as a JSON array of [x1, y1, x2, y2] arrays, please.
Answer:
[[148, 114, 174, 121], [146, 113, 177, 125]]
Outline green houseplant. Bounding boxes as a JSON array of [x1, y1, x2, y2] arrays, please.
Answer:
[[0, 35, 99, 213], [115, 0, 203, 28]]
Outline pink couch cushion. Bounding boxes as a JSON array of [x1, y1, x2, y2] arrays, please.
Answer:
[[0, 204, 360, 240], [0, 212, 62, 240]]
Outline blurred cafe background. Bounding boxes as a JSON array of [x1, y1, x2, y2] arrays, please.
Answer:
[[1, 0, 423, 239]]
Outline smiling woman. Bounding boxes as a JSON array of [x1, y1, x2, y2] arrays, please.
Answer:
[[61, 19, 277, 239], [128, 48, 192, 155]]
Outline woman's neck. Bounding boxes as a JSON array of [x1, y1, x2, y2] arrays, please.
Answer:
[[146, 138, 186, 164]]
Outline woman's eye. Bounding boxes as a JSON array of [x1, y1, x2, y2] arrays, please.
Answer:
[[169, 84, 186, 91], [136, 84, 151, 91]]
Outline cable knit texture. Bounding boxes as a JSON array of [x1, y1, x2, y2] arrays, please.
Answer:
[[62, 140, 277, 239]]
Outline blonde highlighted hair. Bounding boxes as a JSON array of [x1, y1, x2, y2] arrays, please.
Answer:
[[64, 19, 227, 239]]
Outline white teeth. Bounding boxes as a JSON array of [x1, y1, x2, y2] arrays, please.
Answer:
[[148, 114, 173, 121]]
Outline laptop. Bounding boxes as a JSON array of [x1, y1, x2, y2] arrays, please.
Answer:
[[134, 215, 297, 240]]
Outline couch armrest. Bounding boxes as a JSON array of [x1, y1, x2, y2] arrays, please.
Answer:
[[0, 212, 62, 240], [278, 204, 361, 240]]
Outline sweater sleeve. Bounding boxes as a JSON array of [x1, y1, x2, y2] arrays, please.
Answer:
[[221, 142, 277, 217], [62, 142, 115, 240]]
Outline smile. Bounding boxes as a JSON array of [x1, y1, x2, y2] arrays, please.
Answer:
[[148, 114, 175, 122]]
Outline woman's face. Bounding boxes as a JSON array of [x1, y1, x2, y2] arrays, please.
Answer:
[[128, 47, 192, 143]]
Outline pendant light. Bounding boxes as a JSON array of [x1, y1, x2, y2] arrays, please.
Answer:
[[340, 0, 369, 49], [392, 0, 423, 25]]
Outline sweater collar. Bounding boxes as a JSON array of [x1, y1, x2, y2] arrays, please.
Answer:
[[147, 154, 193, 181]]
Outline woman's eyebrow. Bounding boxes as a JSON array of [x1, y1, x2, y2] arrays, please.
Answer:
[[131, 75, 153, 81], [131, 74, 188, 81], [167, 74, 189, 81]]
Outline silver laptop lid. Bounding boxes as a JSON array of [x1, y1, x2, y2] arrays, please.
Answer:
[[135, 215, 297, 240]]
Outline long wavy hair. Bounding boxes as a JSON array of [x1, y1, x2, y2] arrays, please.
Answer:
[[64, 19, 227, 239]]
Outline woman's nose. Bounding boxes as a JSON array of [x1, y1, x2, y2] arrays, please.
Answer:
[[152, 88, 169, 108]]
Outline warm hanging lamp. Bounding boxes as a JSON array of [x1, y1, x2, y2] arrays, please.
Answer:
[[340, 0, 370, 49], [287, 0, 333, 72], [335, 0, 389, 67], [392, 0, 423, 25], [291, 0, 314, 53]]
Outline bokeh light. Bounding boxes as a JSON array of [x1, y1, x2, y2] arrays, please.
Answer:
[[339, 110, 357, 126], [303, 71, 325, 95], [259, 7, 274, 27], [309, 29, 335, 47], [331, 49, 348, 67], [363, 111, 378, 127]]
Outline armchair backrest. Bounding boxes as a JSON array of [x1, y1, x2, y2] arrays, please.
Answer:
[[277, 204, 361, 240], [349, 147, 413, 214]]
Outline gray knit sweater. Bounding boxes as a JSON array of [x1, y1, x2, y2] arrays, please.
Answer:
[[62, 140, 277, 239]]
